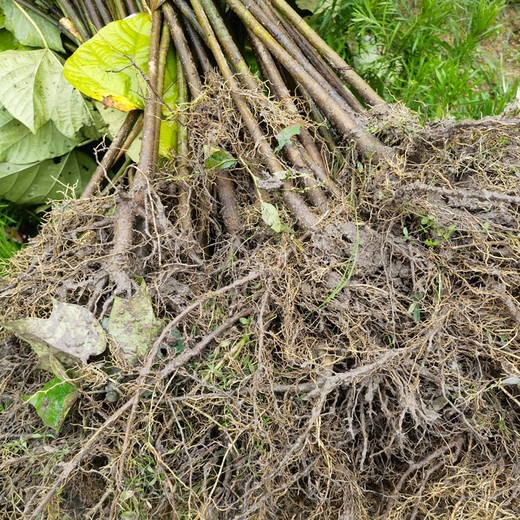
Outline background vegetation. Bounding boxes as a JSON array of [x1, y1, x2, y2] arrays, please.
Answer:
[[308, 0, 519, 119]]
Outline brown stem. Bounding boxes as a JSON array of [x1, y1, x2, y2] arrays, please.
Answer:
[[225, 0, 393, 160], [124, 0, 139, 14], [198, 0, 260, 91], [185, 20, 214, 75], [216, 173, 242, 234], [272, 5, 364, 113], [192, 0, 318, 229], [82, 111, 141, 199], [132, 9, 164, 194], [83, 0, 105, 32], [270, 0, 386, 107], [250, 33, 340, 199], [163, 2, 203, 97], [170, 0, 205, 37], [93, 0, 113, 25], [175, 52, 201, 252], [240, 0, 358, 116]]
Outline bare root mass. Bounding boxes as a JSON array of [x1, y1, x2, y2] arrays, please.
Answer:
[[1, 94, 519, 519]]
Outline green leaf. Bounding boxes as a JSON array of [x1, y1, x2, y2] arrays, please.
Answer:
[[108, 283, 163, 363], [274, 123, 302, 153], [0, 48, 97, 137], [0, 150, 96, 205], [159, 119, 177, 159], [23, 377, 78, 431], [2, 301, 107, 377], [260, 201, 283, 233], [0, 104, 77, 162], [64, 15, 178, 115], [64, 14, 152, 112], [204, 146, 237, 170], [0, 27, 19, 51], [0, 0, 64, 52]]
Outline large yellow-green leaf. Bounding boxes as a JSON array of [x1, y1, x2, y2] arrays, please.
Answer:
[[64, 14, 179, 142], [0, 0, 64, 52], [0, 48, 96, 137], [0, 150, 95, 204], [64, 14, 152, 112]]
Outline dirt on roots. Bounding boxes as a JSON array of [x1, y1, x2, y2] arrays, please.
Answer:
[[0, 94, 519, 519]]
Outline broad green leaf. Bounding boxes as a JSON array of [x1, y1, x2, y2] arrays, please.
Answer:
[[108, 283, 163, 362], [275, 123, 302, 152], [0, 104, 77, 162], [204, 146, 237, 170], [0, 48, 97, 137], [2, 300, 107, 369], [0, 150, 96, 204], [261, 201, 283, 233], [0, 0, 64, 52], [23, 377, 78, 431], [64, 14, 152, 112]]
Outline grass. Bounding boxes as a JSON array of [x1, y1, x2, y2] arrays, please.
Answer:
[[309, 0, 519, 120]]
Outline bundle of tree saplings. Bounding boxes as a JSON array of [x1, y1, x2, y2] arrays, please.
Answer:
[[0, 1, 519, 519]]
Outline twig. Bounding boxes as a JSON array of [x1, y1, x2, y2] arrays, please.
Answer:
[[393, 182, 520, 205], [82, 111, 141, 199]]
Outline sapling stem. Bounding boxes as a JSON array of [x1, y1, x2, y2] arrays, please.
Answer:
[[250, 32, 340, 198], [82, 111, 141, 198], [225, 0, 392, 160], [270, 0, 386, 107], [163, 3, 202, 97], [192, 0, 318, 228], [84, 0, 105, 32]]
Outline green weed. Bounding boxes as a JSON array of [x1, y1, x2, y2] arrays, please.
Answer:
[[310, 0, 518, 120]]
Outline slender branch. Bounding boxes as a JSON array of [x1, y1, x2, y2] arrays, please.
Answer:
[[55, 0, 91, 41], [93, 0, 114, 25], [243, 0, 359, 115], [270, 0, 386, 107], [250, 32, 340, 198], [192, 0, 319, 228], [184, 19, 214, 75], [272, 3, 364, 113], [124, 0, 139, 15], [82, 111, 141, 198], [170, 0, 205, 37], [113, 0, 128, 18], [84, 0, 105, 32], [132, 9, 164, 192], [163, 2, 203, 97]]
